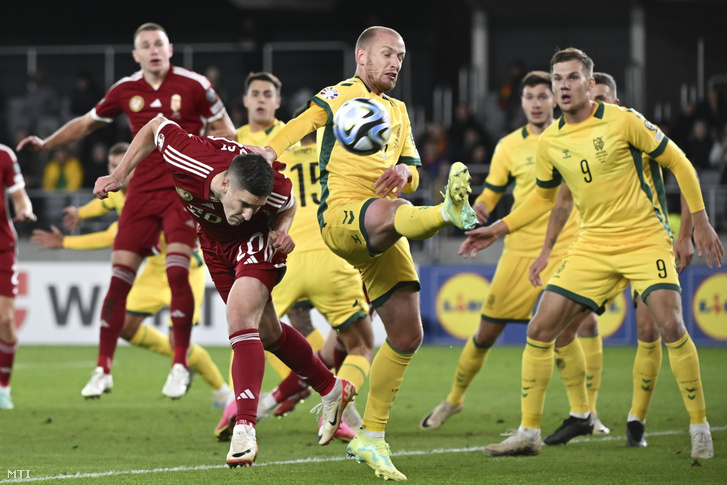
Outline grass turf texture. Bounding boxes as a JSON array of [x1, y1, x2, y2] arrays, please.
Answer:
[[1, 344, 724, 484]]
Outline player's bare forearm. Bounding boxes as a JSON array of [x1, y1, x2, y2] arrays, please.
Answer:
[[674, 193, 695, 272], [18, 113, 103, 152], [10, 189, 36, 222], [95, 117, 160, 198]]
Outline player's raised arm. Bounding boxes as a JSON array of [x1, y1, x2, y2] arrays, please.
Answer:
[[17, 111, 106, 152], [94, 117, 166, 199]]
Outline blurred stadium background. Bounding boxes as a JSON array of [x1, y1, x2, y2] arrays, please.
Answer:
[[1, 0, 725, 348]]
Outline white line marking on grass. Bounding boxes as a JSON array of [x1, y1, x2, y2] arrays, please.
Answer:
[[2, 427, 723, 483]]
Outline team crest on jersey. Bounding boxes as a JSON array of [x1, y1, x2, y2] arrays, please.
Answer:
[[319, 87, 338, 100], [171, 94, 182, 118], [129, 95, 144, 112], [644, 120, 657, 131], [593, 137, 605, 151], [176, 187, 193, 201]]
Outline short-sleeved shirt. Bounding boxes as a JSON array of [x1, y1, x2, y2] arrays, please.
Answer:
[[477, 125, 580, 257], [309, 76, 420, 227], [0, 144, 26, 250], [92, 65, 225, 195], [534, 102, 675, 245], [153, 120, 293, 285]]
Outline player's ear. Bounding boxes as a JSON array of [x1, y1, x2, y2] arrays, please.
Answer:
[[168, 43, 174, 59], [132, 49, 139, 64]]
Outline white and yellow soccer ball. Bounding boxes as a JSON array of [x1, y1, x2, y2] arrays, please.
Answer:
[[333, 98, 391, 155]]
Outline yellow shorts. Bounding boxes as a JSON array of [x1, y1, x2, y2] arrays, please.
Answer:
[[321, 199, 420, 307], [126, 251, 206, 325], [272, 249, 369, 330], [481, 247, 568, 323], [546, 232, 679, 314]]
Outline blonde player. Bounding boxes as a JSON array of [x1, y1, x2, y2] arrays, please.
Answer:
[[31, 142, 231, 407], [260, 26, 478, 481]]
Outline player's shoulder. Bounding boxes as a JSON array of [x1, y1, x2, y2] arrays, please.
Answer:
[[169, 66, 212, 89], [106, 70, 144, 92], [0, 144, 16, 163]]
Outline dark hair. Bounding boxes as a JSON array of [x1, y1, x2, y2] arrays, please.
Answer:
[[593, 72, 618, 99], [550, 47, 594, 77], [520, 70, 551, 95], [245, 72, 282, 96], [228, 153, 274, 197], [108, 142, 130, 157], [134, 23, 167, 43]]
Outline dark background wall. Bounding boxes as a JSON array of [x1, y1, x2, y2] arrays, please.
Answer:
[[0, 0, 725, 128]]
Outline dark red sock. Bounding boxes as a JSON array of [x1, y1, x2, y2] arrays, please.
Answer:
[[333, 337, 348, 373], [166, 253, 194, 367], [230, 329, 264, 425], [98, 265, 135, 373], [0, 338, 17, 387], [267, 324, 335, 395], [272, 370, 309, 403]]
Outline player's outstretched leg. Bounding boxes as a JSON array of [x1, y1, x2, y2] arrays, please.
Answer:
[[347, 430, 407, 481], [81, 367, 114, 398], [440, 161, 477, 231]]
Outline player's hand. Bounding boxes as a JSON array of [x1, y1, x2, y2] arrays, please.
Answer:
[[673, 232, 695, 273], [31, 226, 64, 250], [458, 220, 509, 259], [269, 230, 295, 255], [473, 201, 490, 225], [692, 211, 723, 268], [16, 136, 45, 152], [94, 175, 122, 199], [374, 165, 410, 198], [63, 206, 81, 231], [246, 145, 277, 166], [529, 252, 549, 287], [13, 209, 36, 223]]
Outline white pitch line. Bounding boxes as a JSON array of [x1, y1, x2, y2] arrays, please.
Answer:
[[2, 427, 723, 483]]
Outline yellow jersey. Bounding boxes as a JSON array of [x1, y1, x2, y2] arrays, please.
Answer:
[[267, 76, 421, 229], [506, 102, 704, 245], [235, 119, 286, 146], [476, 124, 579, 256]]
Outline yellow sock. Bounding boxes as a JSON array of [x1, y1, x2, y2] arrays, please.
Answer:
[[337, 354, 371, 392], [630, 338, 662, 421], [306, 328, 326, 353], [555, 338, 590, 415], [446, 337, 490, 406], [666, 334, 707, 425], [129, 324, 172, 357], [188, 344, 225, 391], [579, 334, 603, 414], [393, 204, 446, 240], [362, 340, 415, 432], [521, 337, 555, 430]]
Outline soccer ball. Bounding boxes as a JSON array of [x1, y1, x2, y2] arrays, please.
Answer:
[[333, 98, 391, 155]]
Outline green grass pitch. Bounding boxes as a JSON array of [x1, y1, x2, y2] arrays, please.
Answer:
[[1, 344, 724, 484]]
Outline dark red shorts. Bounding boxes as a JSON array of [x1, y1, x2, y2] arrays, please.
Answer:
[[114, 190, 197, 255]]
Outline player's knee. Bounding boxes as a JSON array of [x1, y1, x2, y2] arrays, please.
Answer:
[[388, 331, 422, 354]]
